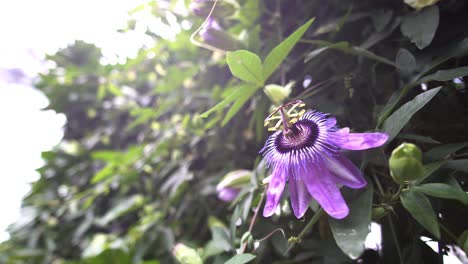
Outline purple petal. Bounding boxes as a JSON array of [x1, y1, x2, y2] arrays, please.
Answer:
[[217, 188, 240, 202], [288, 178, 311, 218], [263, 167, 287, 217], [324, 155, 367, 189], [333, 129, 388, 150], [303, 164, 349, 219]]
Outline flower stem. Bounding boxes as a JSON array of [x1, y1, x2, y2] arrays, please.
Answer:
[[240, 188, 266, 253], [286, 208, 324, 254], [387, 215, 403, 263]]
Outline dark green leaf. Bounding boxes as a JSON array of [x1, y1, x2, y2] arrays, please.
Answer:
[[329, 185, 373, 259], [304, 40, 396, 66], [415, 160, 446, 184], [263, 18, 315, 80], [383, 87, 441, 142], [401, 6, 439, 49], [226, 50, 263, 85], [397, 133, 440, 144], [445, 159, 468, 173], [419, 67, 468, 84], [414, 183, 468, 205], [225, 253, 256, 264], [396, 48, 417, 73], [400, 190, 440, 238], [425, 142, 468, 161]]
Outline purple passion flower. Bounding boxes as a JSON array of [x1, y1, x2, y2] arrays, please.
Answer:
[[261, 110, 388, 219]]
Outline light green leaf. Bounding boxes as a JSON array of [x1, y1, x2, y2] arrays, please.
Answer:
[[419, 67, 468, 84], [200, 85, 251, 118], [414, 183, 468, 205], [221, 85, 258, 126], [425, 142, 468, 161], [226, 50, 263, 85], [400, 190, 440, 238], [263, 18, 315, 81], [225, 253, 256, 264], [329, 185, 373, 260], [383, 87, 441, 142], [401, 6, 439, 49], [445, 159, 468, 173]]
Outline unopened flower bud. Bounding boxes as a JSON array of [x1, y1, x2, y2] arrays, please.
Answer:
[[389, 143, 424, 184], [264, 82, 293, 105], [216, 170, 251, 202], [190, 0, 237, 18], [199, 19, 243, 51], [404, 0, 440, 9], [173, 243, 202, 264]]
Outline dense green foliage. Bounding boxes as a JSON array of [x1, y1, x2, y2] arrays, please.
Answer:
[[2, 0, 468, 263]]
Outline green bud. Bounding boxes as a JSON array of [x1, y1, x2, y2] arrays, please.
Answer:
[[264, 82, 293, 105], [389, 143, 425, 184], [372, 207, 387, 220], [173, 243, 203, 264], [404, 0, 440, 9], [190, 0, 238, 18]]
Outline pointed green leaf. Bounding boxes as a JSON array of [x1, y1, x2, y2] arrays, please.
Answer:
[[263, 18, 315, 80], [304, 40, 396, 66], [425, 142, 468, 161], [225, 253, 256, 264], [400, 190, 440, 238], [419, 67, 468, 83], [200, 85, 250, 118], [445, 159, 468, 173], [329, 185, 373, 260], [414, 183, 468, 205], [221, 85, 258, 126], [383, 87, 441, 142], [226, 50, 263, 85], [401, 6, 439, 49]]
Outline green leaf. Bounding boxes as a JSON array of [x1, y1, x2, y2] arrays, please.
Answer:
[[415, 160, 446, 184], [200, 85, 245, 118], [419, 67, 468, 84], [397, 133, 440, 144], [97, 195, 145, 225], [382, 87, 441, 142], [329, 185, 373, 260], [225, 253, 256, 264], [304, 40, 396, 66], [226, 50, 263, 85], [263, 18, 315, 81], [401, 6, 439, 49], [425, 142, 468, 161], [221, 85, 258, 125], [400, 190, 440, 238], [396, 48, 417, 73], [414, 183, 468, 205], [445, 159, 468, 173]]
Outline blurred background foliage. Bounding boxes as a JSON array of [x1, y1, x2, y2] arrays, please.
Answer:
[[1, 0, 468, 263]]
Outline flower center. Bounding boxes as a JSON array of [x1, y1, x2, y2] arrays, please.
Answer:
[[275, 119, 319, 153]]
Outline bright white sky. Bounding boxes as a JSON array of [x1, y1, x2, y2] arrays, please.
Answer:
[[0, 0, 147, 242]]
